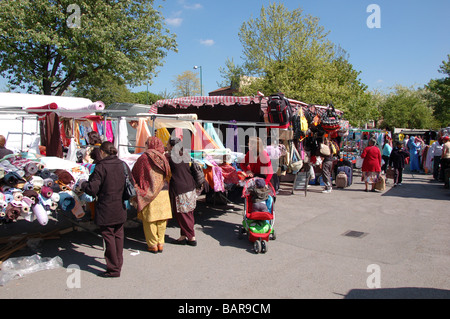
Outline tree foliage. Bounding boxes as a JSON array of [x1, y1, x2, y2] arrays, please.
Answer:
[[0, 0, 177, 96], [221, 3, 373, 125], [426, 54, 450, 127], [172, 70, 201, 97], [378, 85, 438, 130]]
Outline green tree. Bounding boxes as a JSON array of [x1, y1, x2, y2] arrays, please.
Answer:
[[426, 54, 450, 127], [221, 3, 371, 124], [172, 70, 201, 97], [379, 85, 438, 130], [0, 0, 177, 96]]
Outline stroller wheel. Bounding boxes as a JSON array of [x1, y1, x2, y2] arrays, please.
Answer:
[[270, 229, 277, 240], [261, 240, 268, 253], [253, 240, 261, 254]]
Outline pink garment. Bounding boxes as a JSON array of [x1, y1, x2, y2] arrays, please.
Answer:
[[206, 155, 225, 192], [105, 121, 114, 143]]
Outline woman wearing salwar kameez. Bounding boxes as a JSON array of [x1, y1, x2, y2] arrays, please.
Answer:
[[132, 137, 172, 253], [166, 137, 198, 247]]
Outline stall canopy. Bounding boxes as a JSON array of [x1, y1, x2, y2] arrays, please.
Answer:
[[150, 95, 265, 123], [150, 95, 344, 122], [0, 92, 105, 118]]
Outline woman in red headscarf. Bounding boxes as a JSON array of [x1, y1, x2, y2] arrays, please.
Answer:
[[132, 137, 172, 253]]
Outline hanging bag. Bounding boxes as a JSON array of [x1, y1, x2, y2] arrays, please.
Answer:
[[319, 143, 331, 156], [122, 162, 136, 201], [267, 93, 293, 126], [190, 160, 205, 188], [321, 103, 341, 133]]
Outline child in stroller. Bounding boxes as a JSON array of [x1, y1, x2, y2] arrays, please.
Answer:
[[239, 177, 276, 254]]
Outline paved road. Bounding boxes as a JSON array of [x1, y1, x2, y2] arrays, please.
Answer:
[[1, 170, 449, 300]]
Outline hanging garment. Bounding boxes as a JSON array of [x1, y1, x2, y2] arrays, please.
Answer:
[[204, 123, 225, 149], [105, 121, 114, 143], [226, 121, 238, 152], [115, 118, 131, 158], [191, 122, 219, 151], [155, 127, 171, 147], [43, 113, 63, 158], [135, 118, 152, 154]]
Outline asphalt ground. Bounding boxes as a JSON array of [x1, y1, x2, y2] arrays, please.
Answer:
[[0, 168, 449, 301]]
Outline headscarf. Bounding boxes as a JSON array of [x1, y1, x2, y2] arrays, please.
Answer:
[[145, 137, 171, 177], [131, 137, 171, 212]]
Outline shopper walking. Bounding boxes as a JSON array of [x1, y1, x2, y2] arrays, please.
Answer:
[[81, 141, 131, 278], [166, 138, 198, 246], [381, 139, 392, 174], [389, 141, 410, 186], [430, 138, 443, 181], [361, 138, 382, 192], [440, 136, 450, 183], [320, 136, 333, 194], [132, 137, 172, 253], [407, 136, 422, 172]]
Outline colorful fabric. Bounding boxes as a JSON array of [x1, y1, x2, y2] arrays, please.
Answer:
[[131, 137, 171, 213]]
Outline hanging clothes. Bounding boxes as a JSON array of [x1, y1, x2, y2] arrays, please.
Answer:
[[135, 118, 152, 154], [105, 121, 114, 143], [115, 117, 131, 158], [41, 113, 63, 158], [226, 121, 238, 152], [155, 127, 171, 147], [191, 122, 219, 151], [204, 123, 225, 149]]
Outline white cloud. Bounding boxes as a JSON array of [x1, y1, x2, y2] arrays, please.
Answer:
[[199, 39, 215, 46], [166, 17, 183, 27], [178, 0, 203, 10], [376, 79, 384, 84], [184, 3, 203, 10]]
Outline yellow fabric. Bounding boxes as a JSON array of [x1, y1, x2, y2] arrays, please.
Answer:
[[142, 219, 167, 247], [155, 127, 171, 148], [137, 189, 172, 223]]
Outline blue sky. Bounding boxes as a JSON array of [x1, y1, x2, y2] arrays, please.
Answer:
[[137, 0, 450, 98], [1, 0, 449, 101]]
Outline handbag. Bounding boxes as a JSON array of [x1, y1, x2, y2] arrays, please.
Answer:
[[319, 143, 331, 156], [386, 167, 395, 179], [190, 160, 205, 188], [375, 175, 386, 191], [122, 162, 136, 200], [321, 103, 341, 133]]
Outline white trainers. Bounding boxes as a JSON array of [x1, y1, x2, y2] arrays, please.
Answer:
[[322, 189, 332, 194]]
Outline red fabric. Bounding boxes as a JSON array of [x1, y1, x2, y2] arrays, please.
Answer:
[[25, 102, 58, 116], [361, 145, 382, 172], [219, 163, 239, 185]]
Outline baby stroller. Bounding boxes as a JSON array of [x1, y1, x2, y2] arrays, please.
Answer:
[[238, 177, 276, 254]]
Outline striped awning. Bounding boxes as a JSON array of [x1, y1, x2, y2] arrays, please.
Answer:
[[150, 96, 261, 112], [150, 95, 343, 115]]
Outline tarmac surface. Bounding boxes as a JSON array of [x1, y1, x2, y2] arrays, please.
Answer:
[[0, 169, 449, 300]]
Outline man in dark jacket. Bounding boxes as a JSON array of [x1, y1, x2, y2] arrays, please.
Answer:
[[81, 141, 132, 278], [388, 141, 410, 186]]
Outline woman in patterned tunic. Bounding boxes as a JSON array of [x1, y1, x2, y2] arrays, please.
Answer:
[[132, 137, 172, 253]]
